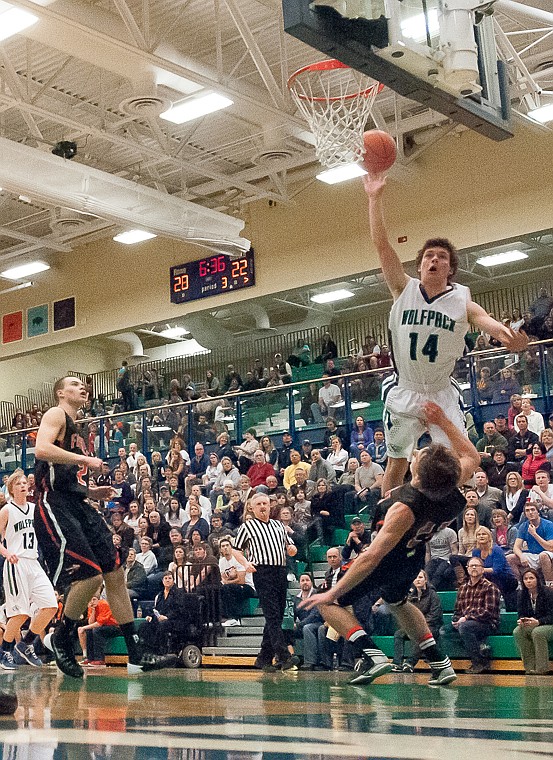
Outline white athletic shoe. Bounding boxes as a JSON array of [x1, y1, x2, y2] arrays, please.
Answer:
[[222, 619, 241, 627]]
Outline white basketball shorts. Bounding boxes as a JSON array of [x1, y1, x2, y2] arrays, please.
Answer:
[[3, 557, 57, 618], [382, 376, 466, 461]]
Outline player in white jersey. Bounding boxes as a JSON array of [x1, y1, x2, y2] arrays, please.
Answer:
[[0, 469, 57, 669], [363, 174, 528, 493]]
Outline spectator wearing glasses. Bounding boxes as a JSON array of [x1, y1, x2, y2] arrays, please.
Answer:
[[445, 556, 500, 674]]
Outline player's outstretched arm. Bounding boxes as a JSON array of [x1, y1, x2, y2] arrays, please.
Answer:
[[300, 503, 414, 609], [467, 300, 528, 352], [362, 174, 408, 299], [423, 402, 480, 484]]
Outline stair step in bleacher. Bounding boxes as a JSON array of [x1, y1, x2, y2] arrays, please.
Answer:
[[225, 626, 264, 636], [217, 635, 263, 647], [203, 646, 260, 657], [241, 616, 265, 627]]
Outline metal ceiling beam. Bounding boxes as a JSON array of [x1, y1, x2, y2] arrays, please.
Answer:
[[111, 0, 149, 50], [223, 0, 287, 109], [0, 48, 43, 141], [0, 225, 71, 252], [11, 0, 302, 128], [0, 91, 288, 202]]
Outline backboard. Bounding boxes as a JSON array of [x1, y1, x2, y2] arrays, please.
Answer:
[[282, 0, 513, 141]]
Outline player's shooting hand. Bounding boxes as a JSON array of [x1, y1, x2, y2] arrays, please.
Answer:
[[86, 456, 104, 471], [362, 173, 387, 196], [501, 327, 528, 352], [299, 589, 336, 610]]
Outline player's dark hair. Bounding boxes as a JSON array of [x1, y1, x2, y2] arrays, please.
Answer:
[[53, 376, 70, 400], [417, 444, 461, 500], [416, 238, 458, 282]]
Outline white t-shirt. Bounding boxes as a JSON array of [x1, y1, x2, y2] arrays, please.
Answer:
[[428, 527, 457, 560], [184, 495, 212, 522], [219, 555, 254, 589]]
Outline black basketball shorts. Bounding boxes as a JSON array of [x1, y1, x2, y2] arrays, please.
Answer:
[[35, 489, 119, 589]]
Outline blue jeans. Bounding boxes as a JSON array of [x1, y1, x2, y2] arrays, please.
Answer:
[[445, 619, 494, 665]]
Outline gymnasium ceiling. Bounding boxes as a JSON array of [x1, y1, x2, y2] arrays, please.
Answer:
[[0, 0, 552, 337]]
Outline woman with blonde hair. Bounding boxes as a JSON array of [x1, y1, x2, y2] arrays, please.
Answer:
[[499, 471, 528, 524], [472, 526, 518, 610], [450, 506, 480, 586]]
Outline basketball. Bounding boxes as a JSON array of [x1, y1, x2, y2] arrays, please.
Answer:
[[362, 130, 397, 174]]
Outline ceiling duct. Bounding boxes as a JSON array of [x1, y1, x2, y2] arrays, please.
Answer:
[[119, 72, 172, 118], [0, 136, 250, 255], [108, 332, 149, 363], [49, 208, 94, 235]]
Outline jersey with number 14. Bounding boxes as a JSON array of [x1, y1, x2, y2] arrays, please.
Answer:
[[389, 277, 470, 391]]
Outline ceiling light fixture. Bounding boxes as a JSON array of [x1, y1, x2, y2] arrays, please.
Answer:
[[316, 163, 367, 185], [1, 262, 50, 279], [113, 230, 157, 244], [527, 103, 553, 124], [0, 3, 38, 41], [159, 326, 190, 339], [311, 288, 355, 304], [160, 93, 233, 125], [476, 250, 528, 267], [400, 9, 440, 42]]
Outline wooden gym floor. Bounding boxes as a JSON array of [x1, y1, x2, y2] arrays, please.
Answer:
[[0, 667, 552, 759]]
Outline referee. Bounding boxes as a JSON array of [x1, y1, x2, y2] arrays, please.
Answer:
[[234, 492, 298, 671]]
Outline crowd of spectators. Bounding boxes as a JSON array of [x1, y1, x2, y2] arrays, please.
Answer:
[[2, 298, 553, 672]]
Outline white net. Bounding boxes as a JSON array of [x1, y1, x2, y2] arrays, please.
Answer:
[[288, 60, 382, 169]]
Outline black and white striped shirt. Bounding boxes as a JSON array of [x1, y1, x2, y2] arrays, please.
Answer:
[[234, 518, 292, 566]]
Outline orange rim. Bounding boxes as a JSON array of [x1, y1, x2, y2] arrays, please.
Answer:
[[287, 59, 384, 102]]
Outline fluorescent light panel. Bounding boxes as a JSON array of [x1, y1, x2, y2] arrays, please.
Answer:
[[527, 103, 553, 124], [0, 3, 38, 41], [316, 163, 367, 185], [476, 250, 528, 267], [400, 9, 440, 42], [160, 327, 190, 339], [311, 288, 355, 304], [1, 261, 50, 279], [113, 230, 157, 244], [160, 93, 233, 124]]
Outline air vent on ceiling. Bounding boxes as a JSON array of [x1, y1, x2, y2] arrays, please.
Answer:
[[252, 149, 294, 165], [119, 95, 171, 117]]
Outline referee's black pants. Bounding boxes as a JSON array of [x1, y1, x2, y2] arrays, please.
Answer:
[[253, 565, 289, 665]]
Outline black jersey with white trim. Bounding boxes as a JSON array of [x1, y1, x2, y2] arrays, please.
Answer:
[[35, 412, 89, 496], [374, 483, 466, 557]]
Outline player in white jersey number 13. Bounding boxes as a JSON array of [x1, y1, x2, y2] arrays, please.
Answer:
[[0, 470, 57, 669], [363, 173, 528, 493]]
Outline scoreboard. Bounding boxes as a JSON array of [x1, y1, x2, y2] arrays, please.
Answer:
[[170, 248, 255, 304]]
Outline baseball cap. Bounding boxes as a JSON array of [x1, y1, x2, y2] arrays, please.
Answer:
[[351, 517, 363, 524], [160, 485, 169, 491], [302, 439, 311, 445], [549, 414, 553, 421]]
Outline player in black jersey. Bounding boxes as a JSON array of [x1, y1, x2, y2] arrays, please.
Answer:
[[35, 376, 143, 678], [302, 401, 480, 686]]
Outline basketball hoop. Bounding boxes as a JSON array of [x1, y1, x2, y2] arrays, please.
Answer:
[[287, 59, 383, 169]]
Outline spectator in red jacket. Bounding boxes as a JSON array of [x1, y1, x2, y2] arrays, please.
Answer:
[[247, 450, 277, 489], [77, 593, 120, 667]]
